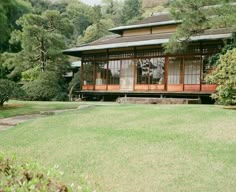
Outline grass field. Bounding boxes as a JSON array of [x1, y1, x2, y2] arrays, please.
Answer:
[[0, 104, 236, 191], [0, 100, 80, 118]]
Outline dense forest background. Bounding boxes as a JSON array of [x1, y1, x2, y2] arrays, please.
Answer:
[[1, 0, 235, 104], [0, 0, 168, 101]]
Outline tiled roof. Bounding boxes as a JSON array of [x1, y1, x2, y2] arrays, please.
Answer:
[[63, 29, 234, 56], [89, 33, 173, 46], [63, 9, 236, 57], [89, 28, 235, 47]]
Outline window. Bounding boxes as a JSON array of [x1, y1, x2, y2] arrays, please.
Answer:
[[95, 62, 108, 85], [136, 59, 150, 84], [150, 58, 165, 84], [184, 57, 201, 84], [83, 62, 94, 85], [108, 60, 120, 84], [168, 57, 181, 84]]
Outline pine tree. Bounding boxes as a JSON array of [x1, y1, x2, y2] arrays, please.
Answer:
[[165, 0, 236, 53], [9, 10, 73, 78]]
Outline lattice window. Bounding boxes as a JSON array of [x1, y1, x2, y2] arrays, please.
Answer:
[[82, 53, 107, 61], [168, 57, 181, 84], [150, 57, 165, 84], [184, 57, 201, 84], [108, 60, 120, 84], [95, 62, 108, 85], [109, 51, 134, 60], [137, 48, 164, 58], [136, 59, 150, 84], [83, 62, 94, 85]]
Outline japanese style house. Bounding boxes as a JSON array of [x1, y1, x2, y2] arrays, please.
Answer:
[[63, 12, 235, 100]]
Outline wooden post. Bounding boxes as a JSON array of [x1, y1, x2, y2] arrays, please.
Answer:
[[148, 58, 150, 91], [200, 55, 203, 92], [93, 62, 96, 90], [180, 57, 184, 91], [81, 59, 84, 90], [164, 57, 168, 91], [106, 49, 109, 90], [133, 47, 137, 91], [200, 42, 203, 92]]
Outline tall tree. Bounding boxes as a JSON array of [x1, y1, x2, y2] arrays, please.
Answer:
[[0, 0, 31, 52], [65, 1, 94, 45], [28, 0, 50, 13], [9, 10, 73, 79], [165, 0, 236, 53], [121, 0, 143, 24], [79, 18, 114, 44], [78, 5, 114, 44], [102, 0, 123, 25]]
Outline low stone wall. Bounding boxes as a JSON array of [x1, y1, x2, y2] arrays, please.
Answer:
[[117, 97, 201, 104]]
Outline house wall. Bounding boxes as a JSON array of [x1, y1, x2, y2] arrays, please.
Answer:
[[122, 25, 177, 37], [81, 43, 222, 93], [152, 25, 177, 34], [123, 28, 151, 36]]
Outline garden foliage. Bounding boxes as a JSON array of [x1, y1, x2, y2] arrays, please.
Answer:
[[22, 72, 68, 101], [0, 154, 69, 192], [207, 49, 236, 105], [0, 79, 23, 106]]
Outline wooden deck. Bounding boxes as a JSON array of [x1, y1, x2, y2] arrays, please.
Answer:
[[79, 90, 214, 97]]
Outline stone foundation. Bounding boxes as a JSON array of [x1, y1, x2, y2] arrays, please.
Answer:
[[117, 97, 201, 104]]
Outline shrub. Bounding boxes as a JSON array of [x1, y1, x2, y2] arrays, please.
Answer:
[[0, 79, 24, 107], [23, 72, 68, 101], [0, 155, 69, 191], [207, 49, 236, 105]]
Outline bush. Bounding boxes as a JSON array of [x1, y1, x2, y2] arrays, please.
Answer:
[[0, 155, 69, 192], [207, 49, 236, 105], [0, 79, 24, 106], [23, 72, 67, 101]]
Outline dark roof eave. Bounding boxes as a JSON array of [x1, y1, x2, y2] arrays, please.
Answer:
[[63, 50, 82, 57]]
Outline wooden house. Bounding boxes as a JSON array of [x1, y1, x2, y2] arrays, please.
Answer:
[[63, 13, 234, 100]]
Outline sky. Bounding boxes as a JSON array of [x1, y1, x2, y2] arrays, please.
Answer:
[[80, 0, 102, 5]]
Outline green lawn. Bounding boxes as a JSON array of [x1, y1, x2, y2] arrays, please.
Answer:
[[0, 100, 80, 118], [0, 104, 236, 191]]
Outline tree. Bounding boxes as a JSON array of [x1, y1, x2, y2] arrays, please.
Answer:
[[207, 49, 236, 105], [121, 0, 143, 24], [68, 71, 80, 101], [65, 1, 94, 45], [165, 0, 236, 53], [22, 71, 67, 101], [102, 0, 123, 25], [0, 54, 8, 79], [0, 79, 23, 106], [9, 10, 73, 79], [0, 0, 31, 52], [79, 18, 114, 44], [28, 0, 51, 13], [208, 34, 236, 67]]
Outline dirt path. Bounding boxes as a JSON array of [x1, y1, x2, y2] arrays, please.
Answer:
[[0, 108, 81, 131], [0, 114, 44, 131], [0, 103, 114, 131]]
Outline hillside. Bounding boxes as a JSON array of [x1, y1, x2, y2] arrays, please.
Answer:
[[142, 0, 168, 8]]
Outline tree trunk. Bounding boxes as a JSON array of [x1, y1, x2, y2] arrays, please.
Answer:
[[40, 38, 46, 72], [69, 82, 80, 101], [0, 99, 4, 107]]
